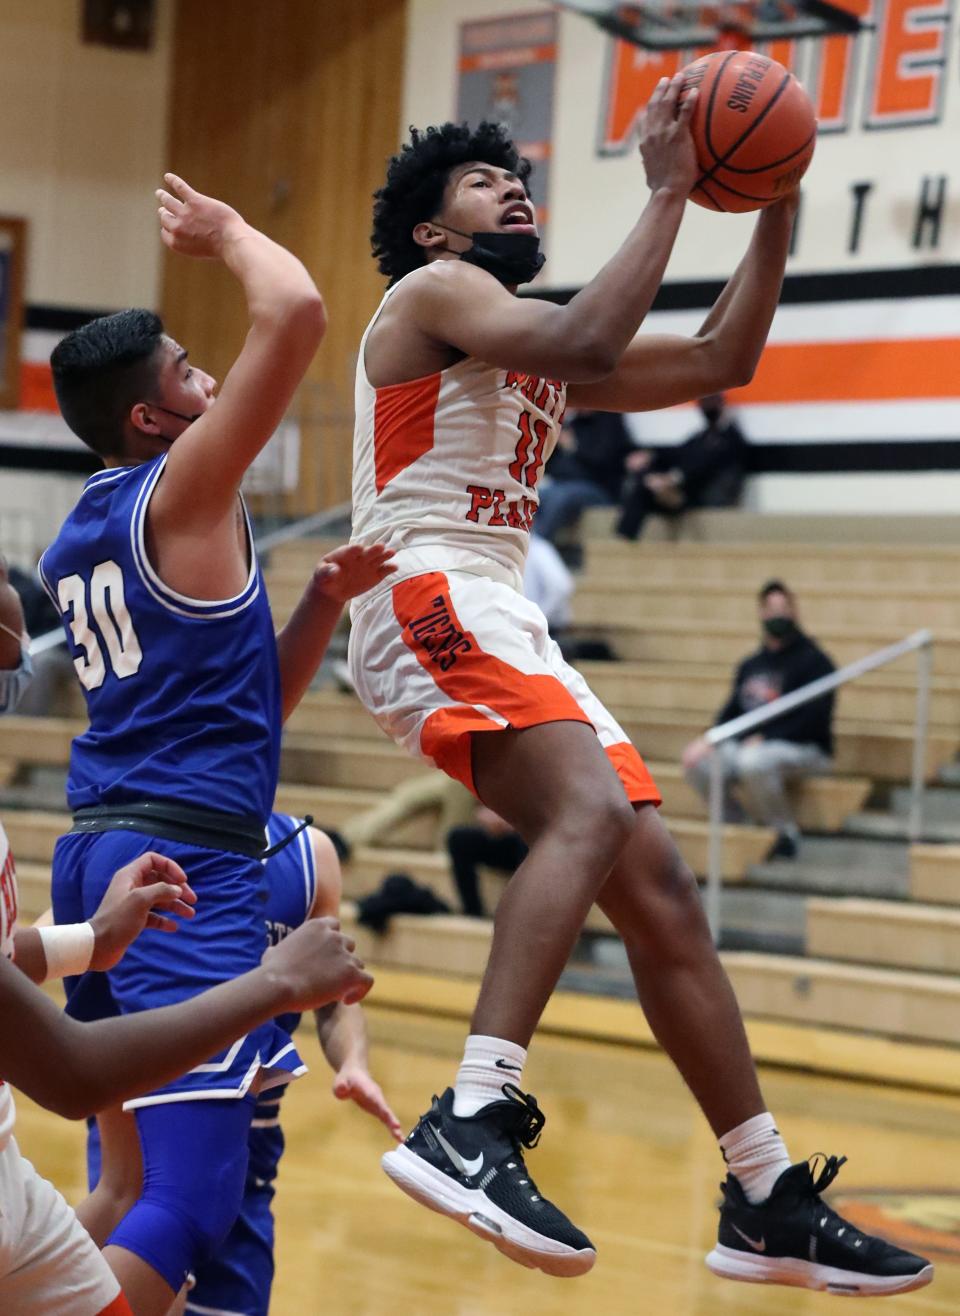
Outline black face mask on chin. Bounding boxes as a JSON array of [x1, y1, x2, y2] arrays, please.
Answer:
[[434, 223, 545, 287], [147, 403, 203, 444]]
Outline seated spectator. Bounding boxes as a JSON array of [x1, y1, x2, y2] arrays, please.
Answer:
[[681, 580, 835, 860], [341, 773, 475, 854], [5, 559, 76, 717], [523, 534, 574, 635], [617, 393, 747, 540], [446, 806, 527, 918], [533, 409, 635, 544]]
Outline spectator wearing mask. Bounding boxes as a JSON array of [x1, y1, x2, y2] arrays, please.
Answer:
[[617, 393, 747, 540], [5, 561, 73, 717], [682, 580, 835, 860], [533, 409, 635, 544], [0, 556, 31, 716]]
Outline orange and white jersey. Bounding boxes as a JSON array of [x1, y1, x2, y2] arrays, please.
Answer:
[[350, 270, 567, 597], [0, 823, 18, 1147]]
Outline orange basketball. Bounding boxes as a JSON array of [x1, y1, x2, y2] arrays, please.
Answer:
[[680, 50, 816, 212]]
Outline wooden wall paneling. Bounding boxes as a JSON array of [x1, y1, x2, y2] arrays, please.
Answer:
[[163, 0, 406, 515]]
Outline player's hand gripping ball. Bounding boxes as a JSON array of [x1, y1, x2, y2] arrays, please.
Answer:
[[679, 51, 816, 212]]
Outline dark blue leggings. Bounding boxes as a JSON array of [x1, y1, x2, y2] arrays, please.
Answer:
[[107, 1097, 255, 1294]]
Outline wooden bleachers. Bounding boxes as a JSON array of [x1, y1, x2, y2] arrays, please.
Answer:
[[723, 953, 960, 1047], [654, 763, 870, 832], [340, 907, 960, 1047], [574, 578, 960, 631], [2, 806, 774, 887], [807, 897, 960, 974], [9, 519, 960, 1054], [577, 506, 960, 546], [583, 539, 960, 589], [575, 618, 960, 675], [910, 845, 960, 906], [577, 659, 960, 727]]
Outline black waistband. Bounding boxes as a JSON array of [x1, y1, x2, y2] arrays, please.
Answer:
[[70, 802, 312, 861]]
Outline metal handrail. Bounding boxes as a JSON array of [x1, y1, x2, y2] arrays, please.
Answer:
[[703, 627, 934, 941], [27, 501, 352, 659]]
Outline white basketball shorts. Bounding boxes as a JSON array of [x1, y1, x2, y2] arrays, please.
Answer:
[[349, 569, 660, 804]]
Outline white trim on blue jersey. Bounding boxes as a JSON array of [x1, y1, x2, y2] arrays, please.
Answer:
[[185, 1300, 251, 1316], [129, 457, 263, 620], [296, 824, 317, 916]]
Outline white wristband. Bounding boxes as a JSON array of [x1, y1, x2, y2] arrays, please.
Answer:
[[38, 922, 95, 980]]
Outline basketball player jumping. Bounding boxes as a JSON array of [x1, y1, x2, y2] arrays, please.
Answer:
[[0, 563, 372, 1316], [349, 83, 932, 1296], [40, 177, 394, 1315]]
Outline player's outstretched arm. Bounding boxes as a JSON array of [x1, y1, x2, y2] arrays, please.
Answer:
[[276, 544, 395, 722], [307, 828, 402, 1140], [13, 852, 196, 984], [566, 191, 799, 412], [150, 174, 326, 530], [0, 916, 371, 1120], [403, 76, 697, 382]]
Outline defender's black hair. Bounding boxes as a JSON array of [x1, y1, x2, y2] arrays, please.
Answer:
[[50, 309, 165, 458], [371, 121, 533, 285]]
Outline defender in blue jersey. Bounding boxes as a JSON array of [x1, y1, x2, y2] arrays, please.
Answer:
[[39, 175, 393, 1315], [84, 816, 400, 1316]]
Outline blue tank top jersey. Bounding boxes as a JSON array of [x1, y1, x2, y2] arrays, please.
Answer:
[[38, 456, 281, 824], [249, 812, 318, 1180]]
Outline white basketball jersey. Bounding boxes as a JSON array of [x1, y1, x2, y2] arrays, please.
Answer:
[[351, 270, 567, 592], [0, 823, 18, 1146]]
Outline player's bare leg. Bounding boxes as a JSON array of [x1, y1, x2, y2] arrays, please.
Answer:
[[75, 1108, 141, 1246], [596, 804, 932, 1295], [469, 721, 635, 1043], [101, 1249, 178, 1316], [597, 804, 764, 1136], [383, 721, 633, 1275]]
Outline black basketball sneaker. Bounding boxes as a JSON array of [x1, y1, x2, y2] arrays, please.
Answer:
[[381, 1083, 596, 1277], [706, 1155, 934, 1296]]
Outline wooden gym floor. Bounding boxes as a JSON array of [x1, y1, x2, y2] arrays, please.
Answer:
[[14, 1009, 960, 1315]]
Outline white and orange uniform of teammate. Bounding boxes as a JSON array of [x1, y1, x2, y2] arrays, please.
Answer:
[[0, 823, 132, 1316], [349, 301, 661, 805]]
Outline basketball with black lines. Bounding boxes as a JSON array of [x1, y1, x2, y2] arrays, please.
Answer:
[[680, 50, 817, 212]]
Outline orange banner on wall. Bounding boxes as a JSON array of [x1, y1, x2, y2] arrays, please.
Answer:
[[730, 337, 960, 405]]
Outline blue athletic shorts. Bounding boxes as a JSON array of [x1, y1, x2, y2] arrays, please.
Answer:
[[87, 1114, 282, 1316], [53, 830, 304, 1106]]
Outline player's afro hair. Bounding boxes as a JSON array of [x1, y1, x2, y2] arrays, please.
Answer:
[[371, 121, 533, 285]]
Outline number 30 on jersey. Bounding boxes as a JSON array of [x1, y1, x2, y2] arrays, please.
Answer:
[[57, 560, 143, 690]]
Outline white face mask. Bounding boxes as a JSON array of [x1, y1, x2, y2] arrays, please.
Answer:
[[0, 620, 32, 716]]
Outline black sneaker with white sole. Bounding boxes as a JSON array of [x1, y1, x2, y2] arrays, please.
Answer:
[[381, 1083, 596, 1277], [706, 1155, 934, 1297]]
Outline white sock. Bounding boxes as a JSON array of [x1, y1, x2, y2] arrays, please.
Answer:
[[452, 1035, 527, 1117], [719, 1111, 792, 1205]]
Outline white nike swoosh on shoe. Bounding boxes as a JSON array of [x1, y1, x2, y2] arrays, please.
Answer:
[[732, 1224, 767, 1253], [433, 1126, 484, 1177]]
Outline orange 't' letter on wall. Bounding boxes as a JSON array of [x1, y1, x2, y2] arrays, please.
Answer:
[[866, 0, 949, 126], [599, 39, 682, 154]]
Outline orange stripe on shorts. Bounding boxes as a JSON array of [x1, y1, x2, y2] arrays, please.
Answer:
[[605, 742, 662, 807], [96, 1292, 133, 1316], [393, 572, 591, 791]]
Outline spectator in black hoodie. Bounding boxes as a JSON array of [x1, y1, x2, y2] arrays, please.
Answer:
[[682, 580, 835, 859], [617, 393, 747, 540]]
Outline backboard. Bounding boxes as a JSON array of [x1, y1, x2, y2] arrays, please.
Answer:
[[553, 0, 866, 51]]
